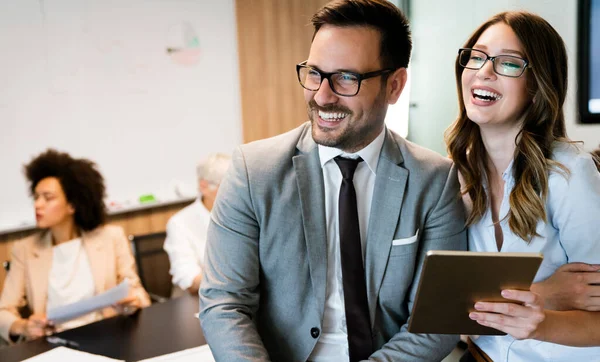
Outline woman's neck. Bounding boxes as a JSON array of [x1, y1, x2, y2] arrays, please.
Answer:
[[479, 123, 521, 177], [201, 195, 214, 212], [50, 219, 79, 245]]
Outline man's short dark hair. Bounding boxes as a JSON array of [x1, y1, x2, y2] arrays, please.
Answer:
[[311, 0, 412, 69], [24, 149, 107, 231]]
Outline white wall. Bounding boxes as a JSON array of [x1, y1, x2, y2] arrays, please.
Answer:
[[0, 0, 241, 231], [409, 0, 600, 154]]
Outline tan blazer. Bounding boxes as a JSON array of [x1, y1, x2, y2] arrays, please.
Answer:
[[0, 224, 151, 343]]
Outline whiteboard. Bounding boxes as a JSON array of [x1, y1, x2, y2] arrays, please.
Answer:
[[0, 0, 242, 232]]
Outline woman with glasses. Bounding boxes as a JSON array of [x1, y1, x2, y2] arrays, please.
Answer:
[[445, 11, 600, 361], [0, 149, 150, 344]]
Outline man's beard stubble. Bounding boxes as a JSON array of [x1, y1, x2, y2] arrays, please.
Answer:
[[307, 89, 387, 152], [307, 99, 354, 148]]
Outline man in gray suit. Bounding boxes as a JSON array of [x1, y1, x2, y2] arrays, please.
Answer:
[[199, 1, 467, 361]]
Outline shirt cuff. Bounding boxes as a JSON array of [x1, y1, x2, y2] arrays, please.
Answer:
[[175, 268, 202, 290]]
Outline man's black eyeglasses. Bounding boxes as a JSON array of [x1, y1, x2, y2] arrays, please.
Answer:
[[296, 61, 394, 97]]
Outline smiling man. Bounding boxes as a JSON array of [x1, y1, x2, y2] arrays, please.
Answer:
[[199, 1, 467, 361]]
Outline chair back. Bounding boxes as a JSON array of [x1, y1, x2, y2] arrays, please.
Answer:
[[129, 232, 172, 302]]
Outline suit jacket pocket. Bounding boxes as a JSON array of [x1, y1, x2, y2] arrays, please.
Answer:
[[390, 230, 419, 257], [391, 229, 419, 246]]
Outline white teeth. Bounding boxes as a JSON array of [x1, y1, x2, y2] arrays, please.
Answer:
[[318, 110, 348, 121], [473, 88, 502, 101]]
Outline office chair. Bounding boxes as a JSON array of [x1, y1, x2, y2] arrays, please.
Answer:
[[129, 232, 172, 303]]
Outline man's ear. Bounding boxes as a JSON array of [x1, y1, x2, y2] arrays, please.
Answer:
[[387, 67, 408, 105], [199, 179, 209, 194]]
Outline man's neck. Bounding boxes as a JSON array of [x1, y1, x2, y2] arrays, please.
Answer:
[[201, 196, 214, 212]]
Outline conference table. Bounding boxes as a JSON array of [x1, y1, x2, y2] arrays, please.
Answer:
[[0, 294, 206, 362]]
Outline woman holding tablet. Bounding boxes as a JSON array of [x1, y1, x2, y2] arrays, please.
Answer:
[[0, 149, 150, 344], [445, 11, 600, 361]]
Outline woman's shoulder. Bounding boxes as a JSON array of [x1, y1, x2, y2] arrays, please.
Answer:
[[84, 224, 127, 241], [550, 142, 593, 166], [549, 141, 600, 187], [13, 231, 47, 249]]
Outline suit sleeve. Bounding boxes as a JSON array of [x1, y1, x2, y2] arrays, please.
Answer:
[[0, 241, 28, 343], [199, 146, 270, 362], [113, 227, 151, 308], [369, 164, 467, 362]]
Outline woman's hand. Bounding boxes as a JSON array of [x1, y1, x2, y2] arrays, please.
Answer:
[[114, 292, 143, 315], [10, 314, 55, 341], [532, 263, 600, 311], [469, 289, 546, 340]]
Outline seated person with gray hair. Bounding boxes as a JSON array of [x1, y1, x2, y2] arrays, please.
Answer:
[[163, 153, 231, 296]]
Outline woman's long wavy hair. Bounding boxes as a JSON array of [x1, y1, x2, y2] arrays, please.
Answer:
[[445, 11, 569, 242]]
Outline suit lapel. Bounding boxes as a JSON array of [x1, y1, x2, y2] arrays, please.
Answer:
[[365, 130, 408, 324], [293, 125, 328, 316], [28, 232, 53, 313], [82, 229, 107, 295]]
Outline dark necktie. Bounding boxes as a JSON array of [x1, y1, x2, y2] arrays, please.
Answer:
[[334, 156, 373, 362]]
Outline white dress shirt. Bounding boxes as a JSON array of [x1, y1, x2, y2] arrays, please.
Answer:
[[46, 238, 101, 331], [469, 143, 600, 361], [163, 199, 210, 290], [308, 129, 385, 362]]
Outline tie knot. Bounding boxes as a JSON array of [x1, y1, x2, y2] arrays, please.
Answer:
[[334, 156, 363, 180]]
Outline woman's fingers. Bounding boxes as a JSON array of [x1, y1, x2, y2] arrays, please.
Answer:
[[115, 295, 137, 306], [114, 293, 141, 315], [472, 319, 539, 340], [470, 290, 546, 339], [501, 289, 544, 307], [474, 301, 530, 318]]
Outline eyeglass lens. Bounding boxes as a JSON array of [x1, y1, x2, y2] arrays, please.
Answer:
[[298, 67, 360, 96]]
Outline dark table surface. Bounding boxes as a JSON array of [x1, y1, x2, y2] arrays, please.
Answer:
[[0, 294, 206, 362]]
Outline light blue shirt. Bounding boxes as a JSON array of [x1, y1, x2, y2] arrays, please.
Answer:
[[468, 143, 600, 361]]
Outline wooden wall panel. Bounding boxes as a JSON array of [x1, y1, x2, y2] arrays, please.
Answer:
[[0, 201, 191, 291], [236, 0, 330, 142]]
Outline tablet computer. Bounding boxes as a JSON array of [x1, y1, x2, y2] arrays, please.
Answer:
[[407, 250, 543, 336]]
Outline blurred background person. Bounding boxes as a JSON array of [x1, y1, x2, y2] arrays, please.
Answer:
[[0, 149, 150, 344], [164, 153, 231, 297]]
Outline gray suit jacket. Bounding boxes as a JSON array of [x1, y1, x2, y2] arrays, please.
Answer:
[[200, 123, 467, 362]]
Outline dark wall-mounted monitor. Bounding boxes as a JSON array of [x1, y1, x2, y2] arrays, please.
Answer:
[[578, 0, 600, 123]]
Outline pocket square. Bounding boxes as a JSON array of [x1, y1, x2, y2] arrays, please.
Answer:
[[392, 229, 419, 246]]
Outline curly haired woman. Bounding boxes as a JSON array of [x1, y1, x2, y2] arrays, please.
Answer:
[[0, 149, 150, 344]]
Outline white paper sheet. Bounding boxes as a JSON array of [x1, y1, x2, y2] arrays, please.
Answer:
[[47, 281, 129, 323], [22, 346, 124, 362], [137, 345, 215, 362]]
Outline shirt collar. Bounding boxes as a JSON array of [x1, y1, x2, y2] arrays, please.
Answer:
[[482, 159, 516, 191], [502, 159, 515, 189], [317, 128, 386, 175]]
